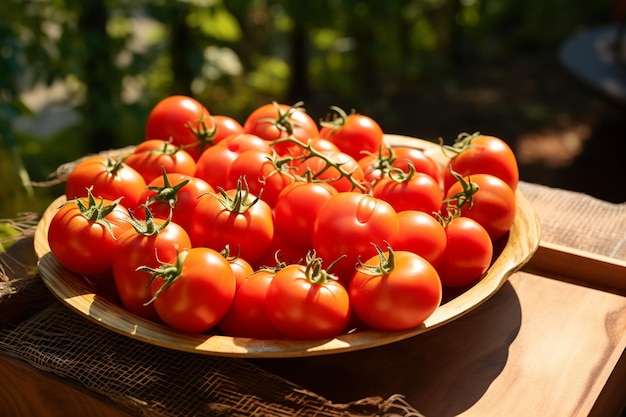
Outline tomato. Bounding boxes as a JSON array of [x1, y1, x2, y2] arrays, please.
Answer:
[[112, 213, 192, 320], [296, 150, 366, 193], [142, 248, 235, 333], [210, 115, 244, 145], [194, 133, 271, 189], [436, 216, 493, 287], [188, 181, 274, 265], [65, 156, 147, 211], [392, 146, 442, 184], [48, 193, 131, 277], [442, 133, 519, 193], [320, 106, 384, 161], [394, 210, 447, 268], [253, 232, 309, 271], [273, 181, 337, 250], [371, 170, 442, 214], [243, 102, 320, 156], [226, 254, 255, 290], [444, 173, 516, 241], [225, 149, 294, 207], [312, 192, 399, 282], [136, 173, 214, 232], [266, 259, 351, 339], [124, 139, 196, 183], [349, 244, 442, 331], [218, 269, 284, 339], [145, 95, 212, 160], [359, 145, 441, 184]]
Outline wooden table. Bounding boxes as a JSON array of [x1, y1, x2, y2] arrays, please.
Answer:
[[1, 182, 625, 417]]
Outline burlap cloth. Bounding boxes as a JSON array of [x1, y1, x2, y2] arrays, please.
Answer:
[[1, 165, 624, 416]]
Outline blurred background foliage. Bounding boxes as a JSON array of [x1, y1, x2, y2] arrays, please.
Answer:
[[0, 0, 612, 217]]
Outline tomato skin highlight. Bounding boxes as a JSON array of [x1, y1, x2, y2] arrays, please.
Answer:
[[145, 95, 212, 160], [65, 156, 147, 211], [218, 270, 284, 339], [48, 198, 131, 277], [349, 250, 442, 331], [189, 189, 274, 265], [112, 219, 192, 321], [436, 217, 493, 287], [124, 139, 196, 183], [266, 264, 351, 339], [394, 210, 447, 268], [273, 181, 338, 250], [136, 173, 214, 233], [444, 173, 516, 241], [320, 112, 383, 161], [150, 248, 236, 333], [312, 192, 399, 282], [372, 172, 442, 214], [443, 134, 519, 193]]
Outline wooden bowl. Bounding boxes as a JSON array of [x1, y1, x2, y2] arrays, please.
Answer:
[[34, 135, 541, 358]]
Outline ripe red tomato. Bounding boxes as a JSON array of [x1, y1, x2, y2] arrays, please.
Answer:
[[112, 214, 192, 320], [145, 95, 212, 160], [266, 261, 351, 339], [124, 139, 196, 183], [48, 194, 131, 277], [320, 107, 383, 161], [436, 216, 493, 287], [65, 156, 147, 211], [147, 247, 236, 333], [392, 146, 442, 184], [225, 149, 294, 207], [243, 102, 320, 156], [394, 210, 447, 268], [194, 133, 271, 189], [218, 269, 284, 339], [312, 192, 399, 282], [371, 171, 442, 214], [210, 115, 244, 145], [349, 245, 442, 331], [136, 173, 214, 232], [442, 133, 519, 193], [444, 173, 516, 241], [188, 182, 274, 265], [273, 181, 338, 250], [296, 150, 366, 193]]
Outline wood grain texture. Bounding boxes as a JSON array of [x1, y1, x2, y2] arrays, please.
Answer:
[[32, 136, 541, 358], [255, 272, 626, 417], [0, 356, 134, 417]]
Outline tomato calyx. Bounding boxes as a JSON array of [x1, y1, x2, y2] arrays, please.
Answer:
[[148, 140, 182, 157], [144, 168, 190, 209], [303, 251, 341, 285], [439, 131, 481, 158], [257, 101, 307, 136], [139, 249, 189, 305], [65, 188, 124, 238], [184, 113, 218, 153], [272, 136, 368, 192], [319, 105, 352, 132], [211, 177, 263, 214], [355, 242, 395, 276], [442, 170, 479, 210], [126, 205, 172, 236]]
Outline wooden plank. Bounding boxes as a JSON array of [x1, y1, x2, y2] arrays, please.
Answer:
[[0, 356, 135, 417], [523, 241, 626, 296], [256, 272, 626, 417]]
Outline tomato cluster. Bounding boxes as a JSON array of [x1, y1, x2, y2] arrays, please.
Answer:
[[47, 95, 519, 340]]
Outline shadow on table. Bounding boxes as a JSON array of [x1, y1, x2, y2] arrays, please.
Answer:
[[253, 281, 522, 417]]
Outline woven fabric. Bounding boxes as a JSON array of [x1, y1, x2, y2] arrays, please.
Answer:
[[0, 216, 424, 417]]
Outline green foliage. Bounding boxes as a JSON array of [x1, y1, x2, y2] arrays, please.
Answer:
[[0, 0, 611, 217]]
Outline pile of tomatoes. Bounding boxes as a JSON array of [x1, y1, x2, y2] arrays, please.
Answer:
[[46, 95, 519, 340]]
